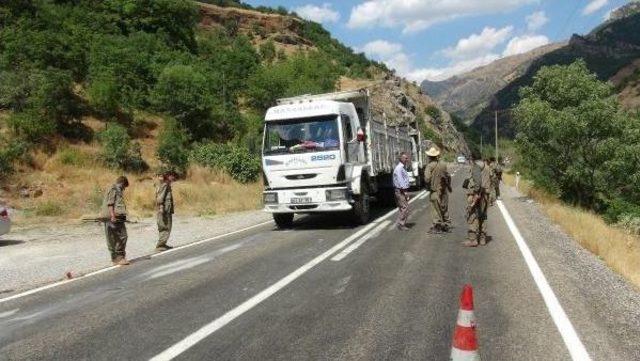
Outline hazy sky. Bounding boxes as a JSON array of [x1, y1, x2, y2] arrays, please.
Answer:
[[244, 0, 631, 81]]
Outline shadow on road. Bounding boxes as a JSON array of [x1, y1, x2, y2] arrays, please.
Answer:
[[280, 203, 403, 231], [0, 240, 25, 247]]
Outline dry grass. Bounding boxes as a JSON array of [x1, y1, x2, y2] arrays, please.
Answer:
[[5, 145, 262, 227], [503, 173, 640, 288]]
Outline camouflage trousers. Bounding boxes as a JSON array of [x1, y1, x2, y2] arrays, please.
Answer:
[[394, 189, 409, 226], [467, 194, 488, 243], [105, 222, 127, 261], [157, 212, 173, 247], [430, 191, 450, 230]]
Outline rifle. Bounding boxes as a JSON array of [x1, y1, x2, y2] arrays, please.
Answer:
[[81, 217, 139, 224]]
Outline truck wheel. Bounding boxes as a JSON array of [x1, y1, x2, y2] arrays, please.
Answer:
[[352, 181, 371, 225], [273, 213, 294, 229]]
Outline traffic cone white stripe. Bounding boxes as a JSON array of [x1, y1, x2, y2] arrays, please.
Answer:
[[450, 347, 481, 361], [456, 309, 476, 328]]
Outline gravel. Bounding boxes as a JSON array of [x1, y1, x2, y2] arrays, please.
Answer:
[[500, 184, 640, 360], [0, 210, 272, 296]]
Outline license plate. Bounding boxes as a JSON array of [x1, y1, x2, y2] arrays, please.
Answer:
[[290, 197, 312, 204]]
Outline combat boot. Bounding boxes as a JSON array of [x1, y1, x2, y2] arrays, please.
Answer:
[[117, 257, 130, 266], [462, 240, 479, 247]]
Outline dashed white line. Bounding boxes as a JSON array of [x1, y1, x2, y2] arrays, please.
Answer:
[[150, 190, 427, 361], [496, 200, 592, 361], [331, 220, 391, 261]]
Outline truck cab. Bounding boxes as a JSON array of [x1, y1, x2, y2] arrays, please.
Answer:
[[262, 100, 368, 227]]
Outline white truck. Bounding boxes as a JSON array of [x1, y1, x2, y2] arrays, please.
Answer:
[[261, 89, 425, 228]]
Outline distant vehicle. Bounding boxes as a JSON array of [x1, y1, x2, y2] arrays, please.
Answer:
[[457, 155, 467, 164], [0, 207, 10, 236], [261, 89, 425, 228]]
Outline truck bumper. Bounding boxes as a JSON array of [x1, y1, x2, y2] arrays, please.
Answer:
[[263, 187, 353, 213]]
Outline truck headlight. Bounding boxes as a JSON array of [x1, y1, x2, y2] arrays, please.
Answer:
[[326, 189, 347, 201], [263, 192, 278, 204]]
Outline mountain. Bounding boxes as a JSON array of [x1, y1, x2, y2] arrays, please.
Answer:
[[470, 1, 640, 138], [421, 42, 565, 124]]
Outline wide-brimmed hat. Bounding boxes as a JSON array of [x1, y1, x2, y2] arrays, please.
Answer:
[[426, 146, 441, 157]]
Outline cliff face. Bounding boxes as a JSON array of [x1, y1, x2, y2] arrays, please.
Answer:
[[198, 2, 313, 48], [198, 2, 469, 155], [340, 76, 470, 155]]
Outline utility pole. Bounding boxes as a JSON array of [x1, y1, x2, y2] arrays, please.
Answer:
[[495, 110, 498, 160]]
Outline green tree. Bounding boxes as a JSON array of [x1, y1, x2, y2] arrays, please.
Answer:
[[156, 119, 190, 174], [152, 64, 216, 139], [514, 60, 637, 209], [101, 0, 199, 50]]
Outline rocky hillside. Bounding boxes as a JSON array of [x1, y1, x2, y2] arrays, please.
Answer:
[[199, 2, 469, 154], [469, 1, 640, 138], [339, 75, 469, 154], [421, 42, 565, 124]]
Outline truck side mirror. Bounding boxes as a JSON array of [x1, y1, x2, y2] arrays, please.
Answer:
[[356, 128, 366, 142]]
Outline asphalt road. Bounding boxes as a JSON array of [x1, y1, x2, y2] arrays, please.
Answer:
[[1, 166, 639, 360]]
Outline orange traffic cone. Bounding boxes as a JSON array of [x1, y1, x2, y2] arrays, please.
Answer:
[[450, 284, 480, 361]]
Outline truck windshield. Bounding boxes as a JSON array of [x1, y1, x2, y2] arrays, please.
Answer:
[[263, 116, 340, 154]]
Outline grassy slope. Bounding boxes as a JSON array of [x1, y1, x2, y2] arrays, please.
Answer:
[[503, 173, 640, 289]]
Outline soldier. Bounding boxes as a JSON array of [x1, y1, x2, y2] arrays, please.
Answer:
[[494, 157, 503, 200], [393, 152, 411, 231], [463, 153, 492, 247], [156, 170, 176, 251], [424, 146, 452, 233], [487, 158, 497, 205], [101, 176, 130, 265]]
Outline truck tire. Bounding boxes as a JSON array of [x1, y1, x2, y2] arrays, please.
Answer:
[[352, 180, 371, 225], [273, 213, 294, 229]]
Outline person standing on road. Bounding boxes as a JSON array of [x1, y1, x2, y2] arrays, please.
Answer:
[[156, 170, 176, 252], [463, 154, 491, 247], [101, 176, 130, 265], [424, 147, 452, 233], [494, 157, 503, 200], [487, 158, 497, 206], [393, 152, 411, 231]]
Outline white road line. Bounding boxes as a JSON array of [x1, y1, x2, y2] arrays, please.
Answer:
[[331, 221, 391, 261], [496, 201, 592, 361], [150, 190, 427, 361], [418, 192, 429, 200], [0, 220, 274, 305]]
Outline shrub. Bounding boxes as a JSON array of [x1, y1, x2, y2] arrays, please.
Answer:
[[57, 147, 90, 166], [34, 200, 65, 217], [157, 119, 190, 174], [603, 198, 640, 224], [98, 123, 146, 171], [0, 138, 27, 177], [259, 40, 276, 63], [191, 143, 261, 183], [7, 110, 57, 142]]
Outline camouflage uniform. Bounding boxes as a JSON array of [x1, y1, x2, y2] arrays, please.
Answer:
[[425, 159, 451, 231], [156, 182, 174, 248], [465, 162, 492, 246], [488, 162, 498, 204], [101, 183, 128, 261], [494, 163, 502, 200]]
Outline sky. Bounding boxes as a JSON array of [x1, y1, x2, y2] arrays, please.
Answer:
[[244, 0, 632, 82]]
